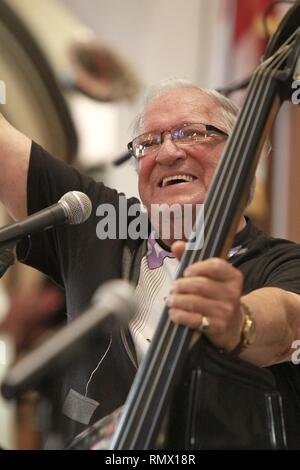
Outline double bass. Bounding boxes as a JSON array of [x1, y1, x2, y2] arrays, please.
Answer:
[[110, 2, 300, 450]]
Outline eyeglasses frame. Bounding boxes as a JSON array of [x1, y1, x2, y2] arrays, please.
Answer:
[[127, 122, 229, 159]]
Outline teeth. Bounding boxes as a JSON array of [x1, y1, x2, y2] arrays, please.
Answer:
[[161, 174, 195, 188]]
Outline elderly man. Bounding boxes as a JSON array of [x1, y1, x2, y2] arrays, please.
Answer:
[[0, 80, 300, 447]]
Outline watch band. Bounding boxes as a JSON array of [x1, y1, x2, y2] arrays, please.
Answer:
[[230, 302, 256, 356]]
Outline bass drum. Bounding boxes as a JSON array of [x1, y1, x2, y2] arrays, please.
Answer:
[[0, 0, 78, 161]]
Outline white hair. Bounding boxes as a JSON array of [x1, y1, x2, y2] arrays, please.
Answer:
[[132, 78, 240, 136]]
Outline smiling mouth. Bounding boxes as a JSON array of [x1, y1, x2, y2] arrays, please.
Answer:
[[159, 174, 197, 188]]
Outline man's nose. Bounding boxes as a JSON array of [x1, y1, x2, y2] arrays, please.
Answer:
[[155, 137, 187, 165]]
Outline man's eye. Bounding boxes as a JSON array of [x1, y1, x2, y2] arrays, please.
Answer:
[[139, 137, 160, 149], [142, 140, 156, 148], [181, 129, 206, 139]]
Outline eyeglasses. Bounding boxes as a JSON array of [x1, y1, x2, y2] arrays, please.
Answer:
[[127, 122, 229, 159]]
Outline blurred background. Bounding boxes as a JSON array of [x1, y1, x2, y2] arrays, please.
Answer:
[[0, 0, 299, 449]]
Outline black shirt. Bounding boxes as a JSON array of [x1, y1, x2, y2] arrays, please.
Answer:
[[17, 142, 300, 447]]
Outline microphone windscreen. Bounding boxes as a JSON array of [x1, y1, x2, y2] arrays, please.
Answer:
[[59, 191, 92, 224]]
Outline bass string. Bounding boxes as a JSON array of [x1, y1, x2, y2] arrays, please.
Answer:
[[198, 39, 296, 260], [188, 32, 298, 262]]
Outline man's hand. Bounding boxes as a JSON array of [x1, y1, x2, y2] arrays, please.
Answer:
[[168, 240, 245, 351]]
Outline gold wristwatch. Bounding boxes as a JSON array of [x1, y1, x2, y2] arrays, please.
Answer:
[[231, 302, 256, 355]]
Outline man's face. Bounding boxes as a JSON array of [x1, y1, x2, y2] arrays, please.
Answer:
[[138, 88, 228, 216]]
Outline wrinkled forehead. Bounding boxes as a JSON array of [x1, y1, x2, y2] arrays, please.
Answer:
[[141, 88, 220, 133]]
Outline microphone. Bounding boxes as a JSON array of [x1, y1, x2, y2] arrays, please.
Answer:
[[1, 280, 136, 400], [0, 191, 92, 244]]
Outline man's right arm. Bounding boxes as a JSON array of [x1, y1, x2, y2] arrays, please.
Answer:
[[0, 114, 31, 221]]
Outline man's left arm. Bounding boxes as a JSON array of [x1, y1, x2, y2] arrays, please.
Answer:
[[168, 241, 300, 368]]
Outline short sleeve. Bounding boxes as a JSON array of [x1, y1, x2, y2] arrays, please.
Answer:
[[16, 142, 123, 287]]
